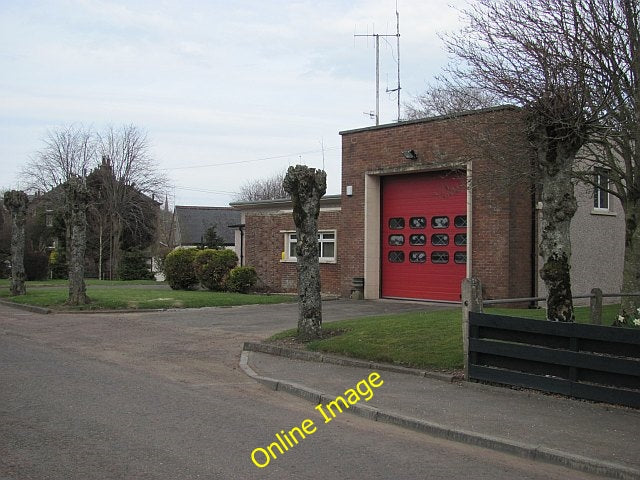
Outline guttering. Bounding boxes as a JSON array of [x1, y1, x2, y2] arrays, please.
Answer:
[[230, 194, 342, 210]]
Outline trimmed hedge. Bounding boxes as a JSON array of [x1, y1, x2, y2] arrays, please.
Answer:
[[193, 249, 238, 291], [164, 248, 199, 290], [226, 266, 258, 293]]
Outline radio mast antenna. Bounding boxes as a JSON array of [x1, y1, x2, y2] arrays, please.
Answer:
[[390, 3, 401, 121], [355, 4, 401, 125]]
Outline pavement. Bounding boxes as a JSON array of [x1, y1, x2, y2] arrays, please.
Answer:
[[241, 341, 640, 480]]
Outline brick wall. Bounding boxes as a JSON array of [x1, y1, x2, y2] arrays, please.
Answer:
[[243, 209, 341, 295], [340, 107, 534, 300]]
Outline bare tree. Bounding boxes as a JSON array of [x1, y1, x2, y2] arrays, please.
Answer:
[[404, 84, 500, 119], [21, 125, 95, 305], [234, 170, 288, 202], [95, 125, 167, 279], [443, 0, 610, 321], [22, 125, 94, 192], [570, 0, 640, 322]]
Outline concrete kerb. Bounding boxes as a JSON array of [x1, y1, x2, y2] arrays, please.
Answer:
[[0, 299, 51, 315], [240, 346, 640, 480], [242, 341, 460, 383], [0, 299, 173, 315]]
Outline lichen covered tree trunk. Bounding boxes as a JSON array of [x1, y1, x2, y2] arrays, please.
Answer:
[[283, 165, 327, 341], [3, 191, 29, 296], [621, 198, 640, 321], [66, 177, 89, 305], [538, 143, 578, 322]]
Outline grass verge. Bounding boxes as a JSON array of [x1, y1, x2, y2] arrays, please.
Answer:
[[268, 304, 623, 371], [0, 280, 293, 310], [0, 279, 160, 288], [270, 309, 463, 371]]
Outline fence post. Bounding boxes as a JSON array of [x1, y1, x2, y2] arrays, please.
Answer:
[[462, 277, 483, 380], [590, 288, 603, 325]]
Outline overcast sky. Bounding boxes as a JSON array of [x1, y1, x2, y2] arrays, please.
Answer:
[[1, 0, 467, 207]]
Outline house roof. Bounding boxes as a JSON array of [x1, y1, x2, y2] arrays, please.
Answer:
[[174, 206, 241, 246]]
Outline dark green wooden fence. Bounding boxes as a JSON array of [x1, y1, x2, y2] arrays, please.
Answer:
[[468, 312, 640, 408]]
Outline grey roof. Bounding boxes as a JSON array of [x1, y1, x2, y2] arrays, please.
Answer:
[[174, 206, 241, 246]]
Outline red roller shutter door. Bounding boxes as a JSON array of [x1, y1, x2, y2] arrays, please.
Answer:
[[381, 172, 467, 301]]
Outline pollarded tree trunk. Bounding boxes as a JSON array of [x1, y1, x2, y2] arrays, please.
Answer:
[[283, 165, 327, 341], [66, 177, 89, 305], [3, 191, 29, 296], [621, 197, 640, 321], [537, 142, 578, 322]]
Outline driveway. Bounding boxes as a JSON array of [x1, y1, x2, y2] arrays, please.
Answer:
[[1, 300, 434, 385]]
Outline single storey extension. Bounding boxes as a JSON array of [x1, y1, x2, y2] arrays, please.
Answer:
[[231, 195, 342, 295]]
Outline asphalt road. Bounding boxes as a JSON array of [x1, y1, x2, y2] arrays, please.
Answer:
[[0, 302, 607, 479]]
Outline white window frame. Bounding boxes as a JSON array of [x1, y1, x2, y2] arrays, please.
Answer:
[[282, 230, 337, 263], [593, 168, 610, 212]]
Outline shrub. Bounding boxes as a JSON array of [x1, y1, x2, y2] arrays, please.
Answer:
[[24, 251, 49, 281], [48, 249, 68, 279], [226, 266, 258, 293], [0, 252, 10, 279], [118, 249, 154, 280], [194, 248, 238, 291], [164, 248, 198, 290]]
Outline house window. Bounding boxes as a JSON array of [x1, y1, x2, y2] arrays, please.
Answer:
[[285, 231, 336, 262], [594, 169, 610, 211], [288, 234, 298, 259], [319, 232, 336, 259], [45, 210, 54, 227]]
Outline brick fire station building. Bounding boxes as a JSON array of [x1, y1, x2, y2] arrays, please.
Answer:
[[231, 106, 624, 303]]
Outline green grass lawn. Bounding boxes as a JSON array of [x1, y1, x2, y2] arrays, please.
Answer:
[[0, 279, 293, 310], [269, 304, 624, 371], [0, 278, 160, 288], [486, 304, 622, 324]]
